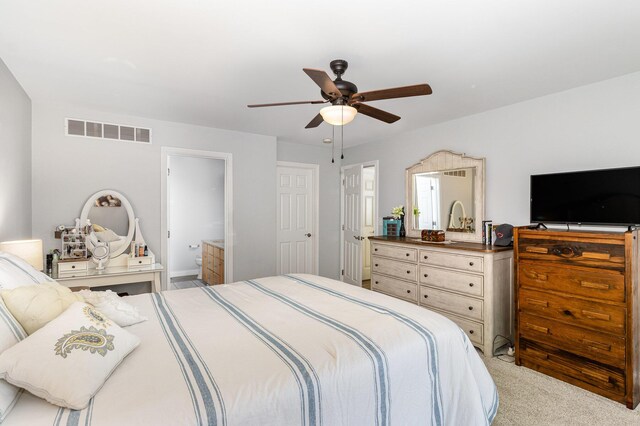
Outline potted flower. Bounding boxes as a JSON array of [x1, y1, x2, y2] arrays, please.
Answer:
[[391, 205, 406, 237]]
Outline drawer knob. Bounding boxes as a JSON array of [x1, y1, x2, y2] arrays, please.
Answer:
[[375, 281, 379, 284], [71, 265, 76, 269], [406, 290, 411, 294], [406, 253, 410, 257], [469, 262, 474, 266], [423, 294, 428, 299], [374, 248, 378, 251], [468, 306, 474, 310], [375, 264, 378, 267], [424, 274, 428, 278], [406, 270, 411, 274], [469, 330, 474, 334], [469, 283, 474, 287], [423, 255, 428, 259]]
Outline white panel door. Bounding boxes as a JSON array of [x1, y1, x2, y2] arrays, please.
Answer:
[[343, 164, 363, 286], [362, 167, 376, 281], [277, 166, 314, 274]]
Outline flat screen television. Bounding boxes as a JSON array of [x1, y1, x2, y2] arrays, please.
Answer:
[[530, 166, 640, 226]]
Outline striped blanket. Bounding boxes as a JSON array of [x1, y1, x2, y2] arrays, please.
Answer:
[[4, 274, 497, 425]]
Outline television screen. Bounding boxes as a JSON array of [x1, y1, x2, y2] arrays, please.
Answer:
[[530, 166, 640, 226]]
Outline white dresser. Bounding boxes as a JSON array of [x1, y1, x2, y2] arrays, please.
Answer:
[[370, 236, 514, 356]]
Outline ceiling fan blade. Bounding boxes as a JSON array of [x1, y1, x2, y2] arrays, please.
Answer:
[[247, 100, 326, 108], [351, 84, 432, 103], [353, 103, 400, 123], [305, 113, 324, 129], [303, 68, 343, 99]]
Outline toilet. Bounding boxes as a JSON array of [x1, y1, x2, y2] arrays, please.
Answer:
[[195, 255, 203, 280]]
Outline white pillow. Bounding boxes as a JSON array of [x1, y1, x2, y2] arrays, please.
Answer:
[[0, 298, 27, 421], [0, 302, 140, 410], [0, 252, 53, 290], [1, 282, 84, 335], [79, 290, 147, 327]]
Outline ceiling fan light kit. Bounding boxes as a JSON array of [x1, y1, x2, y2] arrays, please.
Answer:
[[320, 105, 357, 126], [248, 59, 432, 128]]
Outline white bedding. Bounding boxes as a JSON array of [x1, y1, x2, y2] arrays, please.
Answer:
[[3, 274, 498, 425]]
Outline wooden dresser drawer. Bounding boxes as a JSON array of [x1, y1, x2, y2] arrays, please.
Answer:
[[371, 243, 417, 262], [419, 250, 483, 273], [519, 339, 625, 400], [420, 286, 483, 321], [519, 288, 625, 335], [440, 310, 484, 346], [419, 265, 483, 297], [518, 237, 625, 270], [371, 274, 418, 303], [518, 262, 625, 302], [372, 256, 417, 281], [519, 312, 626, 368]]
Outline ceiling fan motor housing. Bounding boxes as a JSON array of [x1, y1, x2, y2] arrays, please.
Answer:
[[321, 59, 358, 102]]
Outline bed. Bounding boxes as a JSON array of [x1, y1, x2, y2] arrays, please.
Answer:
[[2, 273, 497, 425]]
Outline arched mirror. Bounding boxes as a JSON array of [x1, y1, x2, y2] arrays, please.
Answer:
[[80, 190, 135, 258], [406, 150, 485, 243]]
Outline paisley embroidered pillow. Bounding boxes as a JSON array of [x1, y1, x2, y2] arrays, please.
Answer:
[[0, 302, 139, 410]]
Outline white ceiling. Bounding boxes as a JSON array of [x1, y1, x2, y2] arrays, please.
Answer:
[[1, 1, 640, 147]]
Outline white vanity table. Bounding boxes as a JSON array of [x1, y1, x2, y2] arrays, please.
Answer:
[[54, 264, 163, 293]]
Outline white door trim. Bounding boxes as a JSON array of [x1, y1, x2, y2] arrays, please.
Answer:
[[340, 160, 379, 282], [161, 147, 233, 290], [276, 161, 320, 275]]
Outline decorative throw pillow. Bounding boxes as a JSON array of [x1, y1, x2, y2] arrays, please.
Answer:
[[0, 251, 53, 290], [0, 297, 27, 421], [94, 229, 121, 243], [0, 302, 140, 410], [0, 282, 84, 335], [79, 289, 147, 327]]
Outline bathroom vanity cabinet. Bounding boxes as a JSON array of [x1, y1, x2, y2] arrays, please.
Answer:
[[202, 240, 224, 285]]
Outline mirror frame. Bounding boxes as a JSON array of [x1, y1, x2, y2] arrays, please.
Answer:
[[80, 189, 135, 258], [405, 150, 485, 243]]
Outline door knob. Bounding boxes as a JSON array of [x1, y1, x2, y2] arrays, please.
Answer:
[[305, 233, 312, 237]]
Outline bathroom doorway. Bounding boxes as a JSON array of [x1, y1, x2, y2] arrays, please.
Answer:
[[161, 148, 233, 290]]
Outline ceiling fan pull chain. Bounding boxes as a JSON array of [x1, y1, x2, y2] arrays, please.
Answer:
[[340, 107, 344, 160], [331, 125, 335, 163]]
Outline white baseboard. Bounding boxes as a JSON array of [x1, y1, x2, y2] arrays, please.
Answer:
[[170, 268, 200, 278]]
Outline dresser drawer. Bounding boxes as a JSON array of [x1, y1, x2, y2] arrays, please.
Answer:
[[420, 286, 483, 321], [419, 250, 483, 273], [372, 257, 417, 281], [519, 288, 625, 335], [127, 256, 152, 267], [517, 237, 625, 270], [58, 260, 88, 273], [439, 310, 484, 346], [518, 262, 625, 302], [519, 339, 625, 399], [419, 266, 483, 297], [519, 312, 626, 368], [371, 243, 417, 262], [371, 274, 418, 303]]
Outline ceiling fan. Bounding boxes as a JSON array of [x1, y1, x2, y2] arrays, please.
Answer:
[[247, 59, 432, 128]]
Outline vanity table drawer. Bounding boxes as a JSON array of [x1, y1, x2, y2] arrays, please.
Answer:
[[419, 266, 483, 297], [372, 257, 417, 281], [127, 256, 153, 267], [371, 274, 418, 303], [419, 250, 483, 273], [420, 286, 483, 321], [58, 260, 88, 273], [371, 243, 417, 262]]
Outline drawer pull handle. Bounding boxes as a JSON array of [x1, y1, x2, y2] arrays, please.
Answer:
[[423, 255, 428, 259], [468, 306, 474, 311], [527, 348, 550, 360], [580, 369, 610, 383], [582, 339, 611, 352], [71, 265, 76, 269], [582, 251, 611, 260], [375, 264, 378, 267], [375, 281, 379, 284], [469, 283, 474, 287], [424, 274, 428, 278], [423, 294, 428, 299], [524, 269, 548, 281], [526, 298, 549, 307], [406, 270, 411, 274], [406, 289, 411, 294], [406, 253, 410, 257], [525, 246, 549, 254], [469, 262, 474, 266], [469, 330, 474, 334], [581, 310, 611, 321], [580, 281, 610, 290], [526, 323, 549, 334], [374, 248, 378, 251]]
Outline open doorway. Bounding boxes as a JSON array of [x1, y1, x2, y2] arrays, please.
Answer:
[[340, 161, 378, 288], [161, 148, 233, 291]]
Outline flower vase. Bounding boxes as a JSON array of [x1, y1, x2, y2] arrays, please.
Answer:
[[399, 215, 406, 237]]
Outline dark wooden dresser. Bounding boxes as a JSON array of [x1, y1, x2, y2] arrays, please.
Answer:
[[514, 228, 639, 408]]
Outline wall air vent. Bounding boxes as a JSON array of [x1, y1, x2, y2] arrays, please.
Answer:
[[65, 118, 152, 144]]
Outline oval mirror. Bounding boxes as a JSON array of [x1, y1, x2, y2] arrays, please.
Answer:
[[80, 190, 135, 259], [447, 200, 467, 231]]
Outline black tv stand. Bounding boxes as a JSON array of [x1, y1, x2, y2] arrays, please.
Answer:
[[528, 223, 548, 230]]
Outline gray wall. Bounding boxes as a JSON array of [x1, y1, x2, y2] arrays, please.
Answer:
[[345, 71, 640, 229], [0, 58, 32, 241], [277, 141, 341, 279], [31, 101, 277, 281]]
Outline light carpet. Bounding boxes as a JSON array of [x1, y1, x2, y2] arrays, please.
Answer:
[[484, 355, 640, 425]]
